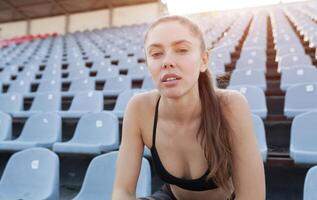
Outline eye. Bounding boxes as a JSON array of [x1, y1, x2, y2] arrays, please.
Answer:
[[176, 48, 189, 53], [151, 52, 163, 58]]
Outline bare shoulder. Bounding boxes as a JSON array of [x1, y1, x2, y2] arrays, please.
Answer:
[[216, 88, 250, 116], [126, 89, 160, 115]]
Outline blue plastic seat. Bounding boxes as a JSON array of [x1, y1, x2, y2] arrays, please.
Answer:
[[252, 114, 268, 161], [53, 112, 119, 154], [0, 93, 23, 113], [95, 67, 119, 81], [228, 86, 268, 118], [64, 78, 95, 96], [280, 67, 317, 91], [278, 54, 312, 72], [12, 92, 61, 118], [127, 64, 149, 80], [0, 113, 61, 151], [72, 151, 151, 200], [103, 76, 132, 96], [290, 111, 317, 164], [112, 89, 145, 118], [284, 83, 317, 118], [36, 79, 61, 93], [229, 69, 267, 91], [235, 57, 266, 72], [303, 165, 317, 200], [0, 112, 12, 141], [8, 80, 31, 95], [58, 91, 103, 118], [0, 147, 59, 200]]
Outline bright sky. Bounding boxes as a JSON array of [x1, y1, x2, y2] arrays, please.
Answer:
[[162, 0, 308, 14]]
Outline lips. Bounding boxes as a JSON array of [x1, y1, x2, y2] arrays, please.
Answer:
[[161, 73, 182, 82]]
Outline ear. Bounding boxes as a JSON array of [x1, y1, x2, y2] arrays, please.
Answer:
[[200, 50, 209, 72]]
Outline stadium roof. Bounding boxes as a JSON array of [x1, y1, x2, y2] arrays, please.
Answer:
[[0, 0, 157, 23]]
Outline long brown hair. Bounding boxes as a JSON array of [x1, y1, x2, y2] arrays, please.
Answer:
[[144, 15, 233, 192]]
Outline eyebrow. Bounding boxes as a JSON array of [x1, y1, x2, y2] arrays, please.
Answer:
[[147, 40, 192, 51]]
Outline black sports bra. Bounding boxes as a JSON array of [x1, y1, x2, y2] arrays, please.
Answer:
[[150, 96, 218, 191]]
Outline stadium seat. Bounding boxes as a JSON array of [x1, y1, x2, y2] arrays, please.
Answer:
[[229, 69, 267, 90], [72, 151, 151, 200], [278, 54, 312, 72], [228, 86, 268, 118], [290, 111, 317, 164], [0, 93, 23, 113], [112, 89, 145, 118], [103, 75, 132, 96], [127, 64, 149, 80], [303, 165, 317, 200], [280, 67, 317, 91], [0, 113, 61, 151], [95, 67, 119, 81], [0, 147, 59, 200], [53, 112, 119, 154], [235, 57, 266, 72], [64, 78, 95, 95], [252, 114, 268, 161], [7, 80, 31, 95], [36, 79, 61, 93], [58, 91, 103, 118], [0, 112, 12, 141], [284, 83, 317, 118], [12, 92, 61, 117]]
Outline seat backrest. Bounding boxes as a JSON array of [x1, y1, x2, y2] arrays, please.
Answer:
[[73, 151, 151, 200], [71, 112, 119, 146], [0, 112, 12, 141], [96, 67, 119, 79], [291, 111, 317, 152], [113, 89, 144, 112], [37, 79, 61, 93], [103, 76, 131, 90], [18, 112, 61, 143], [303, 166, 317, 200], [67, 68, 90, 80], [69, 78, 95, 93], [128, 65, 149, 76], [8, 80, 31, 94], [69, 91, 103, 112], [229, 69, 266, 88], [30, 92, 61, 112], [0, 93, 23, 113], [252, 114, 267, 160], [0, 147, 59, 200], [285, 83, 317, 110]]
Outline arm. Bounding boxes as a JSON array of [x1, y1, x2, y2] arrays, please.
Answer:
[[112, 95, 146, 200], [226, 91, 266, 200]]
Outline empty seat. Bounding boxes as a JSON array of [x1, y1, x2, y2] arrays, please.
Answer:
[[0, 112, 12, 141], [7, 80, 31, 95], [64, 78, 95, 96], [0, 93, 23, 113], [0, 113, 61, 151], [252, 114, 268, 161], [112, 89, 145, 118], [53, 112, 119, 154], [95, 67, 119, 81], [290, 111, 317, 164], [229, 69, 267, 91], [278, 54, 312, 72], [65, 68, 90, 80], [72, 151, 151, 200], [228, 86, 268, 118], [284, 83, 317, 118], [58, 91, 103, 118], [235, 57, 266, 72], [36, 79, 61, 93], [0, 147, 59, 200], [12, 92, 61, 118], [127, 64, 149, 80], [103, 76, 132, 96], [303, 165, 317, 200], [280, 67, 317, 91]]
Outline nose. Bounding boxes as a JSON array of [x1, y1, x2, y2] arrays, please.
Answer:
[[161, 51, 175, 69]]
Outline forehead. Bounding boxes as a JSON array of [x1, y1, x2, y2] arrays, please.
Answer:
[[145, 21, 200, 47]]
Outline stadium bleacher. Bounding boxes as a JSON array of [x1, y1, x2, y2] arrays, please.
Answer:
[[0, 1, 317, 200]]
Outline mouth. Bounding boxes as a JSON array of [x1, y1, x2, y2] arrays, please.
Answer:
[[161, 73, 182, 83]]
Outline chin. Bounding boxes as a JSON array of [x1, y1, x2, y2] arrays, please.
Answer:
[[159, 88, 184, 99]]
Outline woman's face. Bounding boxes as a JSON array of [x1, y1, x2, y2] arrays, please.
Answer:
[[145, 21, 207, 99]]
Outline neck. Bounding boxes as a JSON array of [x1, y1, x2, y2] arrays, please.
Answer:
[[160, 84, 202, 124]]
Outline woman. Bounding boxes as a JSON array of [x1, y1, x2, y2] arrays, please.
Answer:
[[112, 15, 265, 200]]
